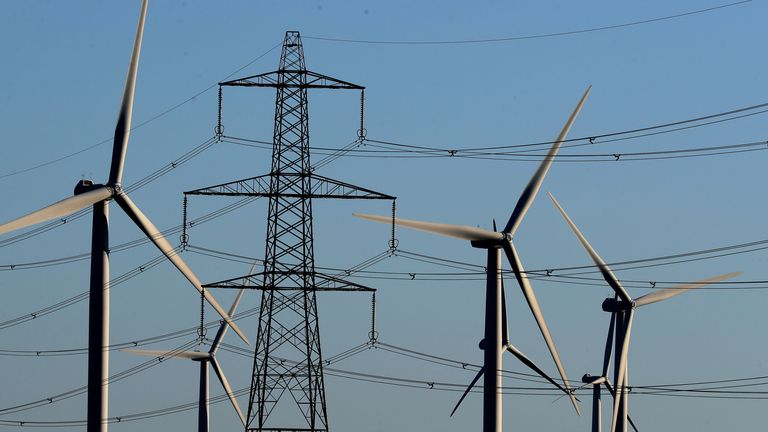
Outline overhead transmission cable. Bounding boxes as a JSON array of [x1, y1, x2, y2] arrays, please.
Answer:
[[0, 304, 264, 357], [0, 42, 282, 181], [0, 250, 178, 331], [0, 339, 200, 416], [218, 339, 768, 399], [176, 243, 768, 290], [304, 1, 750, 45], [4, 337, 768, 426], [221, 98, 768, 162], [0, 135, 219, 249]]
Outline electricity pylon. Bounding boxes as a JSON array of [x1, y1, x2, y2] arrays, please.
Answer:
[[186, 31, 394, 431]]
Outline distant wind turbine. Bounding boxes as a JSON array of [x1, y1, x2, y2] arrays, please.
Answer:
[[355, 86, 592, 432], [124, 287, 248, 432], [548, 192, 740, 432], [578, 307, 639, 432], [0, 1, 246, 430]]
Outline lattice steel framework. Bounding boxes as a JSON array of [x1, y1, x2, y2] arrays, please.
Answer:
[[187, 31, 394, 432]]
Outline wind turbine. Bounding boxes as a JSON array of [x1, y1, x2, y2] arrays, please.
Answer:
[[355, 86, 592, 432], [579, 307, 639, 432], [124, 289, 247, 432], [548, 192, 740, 432], [448, 237, 579, 419], [0, 1, 247, 430]]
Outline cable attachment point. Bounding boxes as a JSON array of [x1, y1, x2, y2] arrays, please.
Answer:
[[388, 200, 399, 250], [215, 86, 224, 140], [368, 292, 378, 342], [180, 196, 189, 250], [357, 89, 367, 142], [197, 287, 207, 341]]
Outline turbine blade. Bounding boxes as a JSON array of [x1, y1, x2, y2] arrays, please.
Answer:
[[0, 186, 112, 236], [634, 272, 741, 307], [114, 193, 249, 344], [210, 357, 246, 426], [503, 86, 592, 236], [503, 239, 579, 415], [108, 0, 149, 186], [210, 288, 247, 354], [506, 343, 578, 411], [610, 309, 634, 432], [354, 213, 503, 242], [548, 192, 632, 303], [450, 367, 484, 417], [601, 310, 616, 378], [121, 348, 210, 360]]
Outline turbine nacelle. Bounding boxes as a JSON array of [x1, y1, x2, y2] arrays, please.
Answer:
[[581, 373, 606, 385], [74, 180, 111, 196], [469, 232, 513, 250], [601, 297, 633, 312]]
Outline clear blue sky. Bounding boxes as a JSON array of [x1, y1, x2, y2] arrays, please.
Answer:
[[1, 1, 767, 431]]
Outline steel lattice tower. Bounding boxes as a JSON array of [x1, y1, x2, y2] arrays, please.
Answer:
[[187, 31, 394, 431]]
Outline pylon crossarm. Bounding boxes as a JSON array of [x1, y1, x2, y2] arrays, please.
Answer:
[[220, 69, 363, 90], [204, 271, 376, 292], [186, 173, 395, 200]]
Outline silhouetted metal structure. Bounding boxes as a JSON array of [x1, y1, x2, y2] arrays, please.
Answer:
[[187, 31, 394, 432]]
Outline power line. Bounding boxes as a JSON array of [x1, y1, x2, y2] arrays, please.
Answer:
[[0, 135, 218, 249], [0, 305, 264, 357], [221, 98, 768, 162], [0, 342, 372, 426], [176, 244, 768, 290], [0, 43, 282, 181], [4, 337, 768, 426], [304, 1, 750, 45], [0, 250, 176, 331], [0, 340, 200, 416]]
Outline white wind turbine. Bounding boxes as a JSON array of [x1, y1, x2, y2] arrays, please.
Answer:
[[448, 236, 579, 418], [355, 86, 592, 432], [548, 192, 740, 432], [578, 308, 639, 432], [0, 1, 247, 430], [124, 288, 247, 432]]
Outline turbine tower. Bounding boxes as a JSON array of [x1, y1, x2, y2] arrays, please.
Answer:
[[355, 86, 592, 432], [0, 1, 246, 431], [185, 31, 395, 431], [548, 192, 739, 432]]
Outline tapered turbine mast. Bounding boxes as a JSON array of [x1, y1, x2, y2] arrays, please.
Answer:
[[124, 287, 249, 431], [355, 86, 592, 432], [0, 1, 246, 430], [548, 192, 740, 432]]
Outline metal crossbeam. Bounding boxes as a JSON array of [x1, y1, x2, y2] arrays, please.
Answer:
[[220, 70, 363, 90], [186, 173, 394, 200], [204, 271, 376, 292]]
